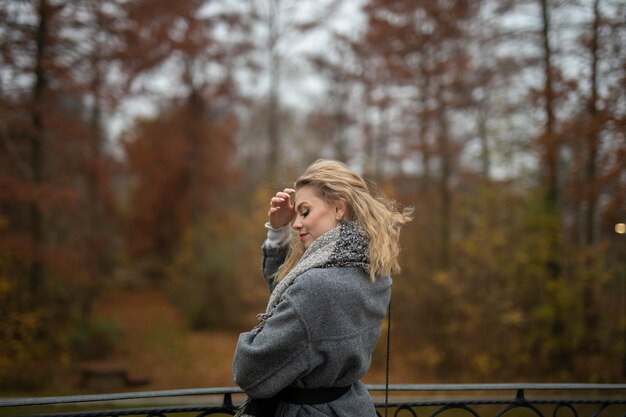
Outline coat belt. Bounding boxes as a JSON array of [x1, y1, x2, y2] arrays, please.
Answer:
[[279, 385, 352, 405]]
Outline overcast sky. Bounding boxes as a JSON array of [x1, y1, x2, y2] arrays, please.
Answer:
[[109, 0, 366, 146]]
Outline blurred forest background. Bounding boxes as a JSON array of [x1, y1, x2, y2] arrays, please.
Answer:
[[1, 0, 625, 394]]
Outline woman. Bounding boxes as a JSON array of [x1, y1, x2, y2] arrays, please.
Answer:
[[233, 160, 413, 417]]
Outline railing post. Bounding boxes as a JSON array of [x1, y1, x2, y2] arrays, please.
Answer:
[[223, 392, 234, 408]]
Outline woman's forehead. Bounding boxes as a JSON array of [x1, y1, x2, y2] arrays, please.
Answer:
[[294, 188, 308, 202], [294, 185, 320, 205]]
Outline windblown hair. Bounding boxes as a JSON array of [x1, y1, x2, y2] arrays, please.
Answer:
[[276, 160, 414, 282]]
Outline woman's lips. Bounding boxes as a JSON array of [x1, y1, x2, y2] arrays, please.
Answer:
[[299, 233, 308, 241]]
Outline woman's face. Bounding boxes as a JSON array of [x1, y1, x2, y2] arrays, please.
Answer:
[[292, 185, 344, 249]]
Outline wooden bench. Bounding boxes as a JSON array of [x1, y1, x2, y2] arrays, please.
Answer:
[[78, 362, 150, 389]]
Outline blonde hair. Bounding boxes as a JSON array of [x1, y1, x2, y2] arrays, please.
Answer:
[[275, 160, 413, 282]]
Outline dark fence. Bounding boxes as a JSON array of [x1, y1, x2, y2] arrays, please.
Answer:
[[1, 384, 626, 417]]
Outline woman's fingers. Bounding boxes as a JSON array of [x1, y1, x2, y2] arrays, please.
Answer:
[[270, 197, 284, 207], [271, 189, 295, 209], [275, 189, 295, 204], [268, 188, 296, 228]]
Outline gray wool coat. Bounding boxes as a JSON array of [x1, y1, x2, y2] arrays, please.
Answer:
[[233, 244, 391, 417]]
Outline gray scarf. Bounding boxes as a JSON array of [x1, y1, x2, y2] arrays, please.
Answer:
[[236, 220, 369, 417]]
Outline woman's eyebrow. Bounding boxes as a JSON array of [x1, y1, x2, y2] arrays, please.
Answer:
[[295, 201, 308, 212]]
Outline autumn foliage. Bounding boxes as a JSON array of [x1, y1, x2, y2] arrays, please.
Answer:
[[1, 0, 625, 391]]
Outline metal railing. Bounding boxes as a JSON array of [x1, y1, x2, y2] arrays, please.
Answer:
[[1, 383, 625, 417]]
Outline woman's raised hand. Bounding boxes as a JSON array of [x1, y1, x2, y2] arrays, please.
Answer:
[[268, 188, 296, 229]]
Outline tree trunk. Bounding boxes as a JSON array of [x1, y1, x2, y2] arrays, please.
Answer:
[[29, 0, 49, 294], [438, 128, 451, 271], [82, 36, 104, 316], [477, 104, 491, 179], [88, 14, 104, 277], [436, 85, 451, 271], [581, 0, 602, 356], [584, 0, 600, 248], [539, 0, 569, 371], [540, 0, 558, 206], [418, 61, 432, 194], [267, 0, 281, 181], [186, 73, 205, 232]]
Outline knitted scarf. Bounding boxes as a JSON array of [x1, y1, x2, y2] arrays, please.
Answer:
[[235, 221, 369, 417]]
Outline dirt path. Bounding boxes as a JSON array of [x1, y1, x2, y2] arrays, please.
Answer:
[[89, 287, 391, 391], [91, 288, 239, 390]]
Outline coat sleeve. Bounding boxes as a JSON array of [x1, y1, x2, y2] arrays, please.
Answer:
[[232, 295, 310, 399], [261, 222, 290, 292], [261, 244, 288, 293]]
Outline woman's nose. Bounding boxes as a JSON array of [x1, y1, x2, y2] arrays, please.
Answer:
[[292, 218, 302, 230]]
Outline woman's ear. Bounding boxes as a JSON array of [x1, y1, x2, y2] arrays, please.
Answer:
[[334, 199, 347, 221]]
